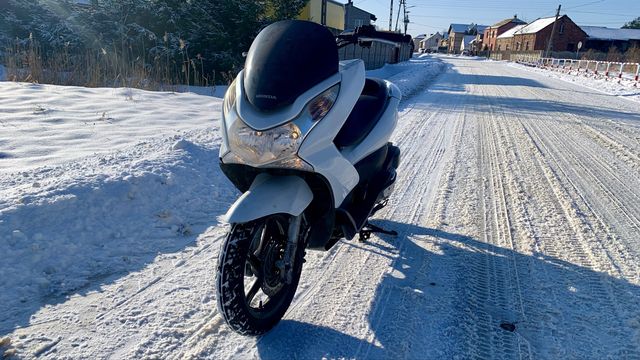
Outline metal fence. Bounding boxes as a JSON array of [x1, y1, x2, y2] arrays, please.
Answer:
[[338, 39, 412, 70]]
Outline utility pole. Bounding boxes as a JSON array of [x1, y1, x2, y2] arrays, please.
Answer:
[[403, 1, 409, 35], [395, 0, 404, 32], [321, 0, 327, 26], [545, 4, 561, 58], [389, 0, 393, 31]]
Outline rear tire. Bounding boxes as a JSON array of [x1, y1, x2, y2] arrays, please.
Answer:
[[216, 215, 305, 335]]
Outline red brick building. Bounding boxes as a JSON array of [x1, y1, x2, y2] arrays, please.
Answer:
[[512, 15, 587, 52], [483, 16, 526, 52], [495, 24, 525, 51]]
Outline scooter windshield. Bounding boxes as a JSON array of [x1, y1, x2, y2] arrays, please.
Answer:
[[243, 20, 339, 114]]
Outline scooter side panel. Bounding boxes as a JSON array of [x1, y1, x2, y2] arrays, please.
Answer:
[[342, 94, 400, 165], [222, 173, 313, 224], [298, 60, 366, 206]]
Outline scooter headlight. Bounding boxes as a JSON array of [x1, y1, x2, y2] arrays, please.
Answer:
[[227, 120, 305, 166], [222, 83, 339, 170]]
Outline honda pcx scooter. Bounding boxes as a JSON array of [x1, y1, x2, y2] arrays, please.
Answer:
[[216, 20, 401, 335]]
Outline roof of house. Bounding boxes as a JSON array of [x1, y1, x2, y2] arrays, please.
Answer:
[[489, 17, 527, 29], [449, 23, 490, 35], [449, 24, 470, 33], [497, 24, 526, 39], [515, 16, 558, 34], [581, 26, 640, 41]]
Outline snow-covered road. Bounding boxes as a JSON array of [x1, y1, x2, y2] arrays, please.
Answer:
[[2, 57, 640, 359]]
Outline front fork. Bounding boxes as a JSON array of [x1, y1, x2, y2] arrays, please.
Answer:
[[277, 214, 304, 284]]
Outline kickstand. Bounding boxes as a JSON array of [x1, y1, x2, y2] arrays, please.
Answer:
[[358, 221, 398, 242]]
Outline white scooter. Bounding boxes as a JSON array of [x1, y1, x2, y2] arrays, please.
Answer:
[[216, 20, 401, 335]]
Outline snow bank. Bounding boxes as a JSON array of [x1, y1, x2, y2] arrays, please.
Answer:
[[0, 129, 238, 327], [509, 62, 640, 103], [367, 55, 446, 98], [0, 82, 235, 329], [0, 82, 220, 173]]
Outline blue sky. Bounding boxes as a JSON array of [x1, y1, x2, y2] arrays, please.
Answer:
[[350, 0, 640, 36]]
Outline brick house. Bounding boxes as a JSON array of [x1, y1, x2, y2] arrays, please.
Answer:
[[483, 15, 526, 52], [512, 15, 587, 53], [495, 24, 525, 51]]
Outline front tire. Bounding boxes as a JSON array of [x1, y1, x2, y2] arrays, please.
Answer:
[[216, 215, 305, 335]]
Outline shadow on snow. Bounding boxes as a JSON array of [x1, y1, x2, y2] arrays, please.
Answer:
[[0, 142, 236, 336], [257, 220, 640, 359]]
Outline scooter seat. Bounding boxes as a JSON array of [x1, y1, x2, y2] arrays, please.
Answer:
[[334, 78, 388, 149]]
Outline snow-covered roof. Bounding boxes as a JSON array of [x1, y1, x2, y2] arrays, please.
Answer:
[[581, 26, 640, 41], [516, 16, 557, 34], [497, 24, 526, 39]]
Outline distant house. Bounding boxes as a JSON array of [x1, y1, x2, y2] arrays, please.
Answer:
[[474, 25, 488, 53], [439, 32, 449, 50], [298, 0, 346, 34], [344, 0, 377, 31], [413, 34, 427, 51], [448, 23, 488, 54], [512, 15, 586, 52], [420, 32, 444, 52], [483, 15, 526, 52], [495, 24, 525, 51], [581, 26, 640, 52], [460, 35, 476, 53]]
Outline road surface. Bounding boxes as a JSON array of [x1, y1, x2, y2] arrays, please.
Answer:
[[4, 57, 640, 359]]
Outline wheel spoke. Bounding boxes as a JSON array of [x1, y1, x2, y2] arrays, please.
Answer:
[[248, 254, 263, 278], [246, 277, 262, 304]]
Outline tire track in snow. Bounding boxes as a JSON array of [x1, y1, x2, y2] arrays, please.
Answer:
[[478, 74, 640, 358]]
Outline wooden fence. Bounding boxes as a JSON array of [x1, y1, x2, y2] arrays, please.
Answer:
[[338, 38, 413, 70]]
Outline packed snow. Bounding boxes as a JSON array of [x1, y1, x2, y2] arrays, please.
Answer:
[[2, 55, 640, 359]]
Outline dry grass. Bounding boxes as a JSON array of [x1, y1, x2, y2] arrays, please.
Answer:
[[2, 34, 226, 90], [579, 46, 640, 63]]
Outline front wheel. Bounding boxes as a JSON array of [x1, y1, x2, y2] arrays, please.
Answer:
[[216, 215, 306, 335]]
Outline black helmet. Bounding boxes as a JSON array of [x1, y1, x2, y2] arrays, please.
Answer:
[[243, 20, 339, 112]]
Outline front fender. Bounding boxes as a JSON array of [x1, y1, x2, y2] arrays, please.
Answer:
[[222, 173, 313, 224]]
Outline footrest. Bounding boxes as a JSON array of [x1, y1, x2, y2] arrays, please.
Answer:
[[358, 222, 398, 242]]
